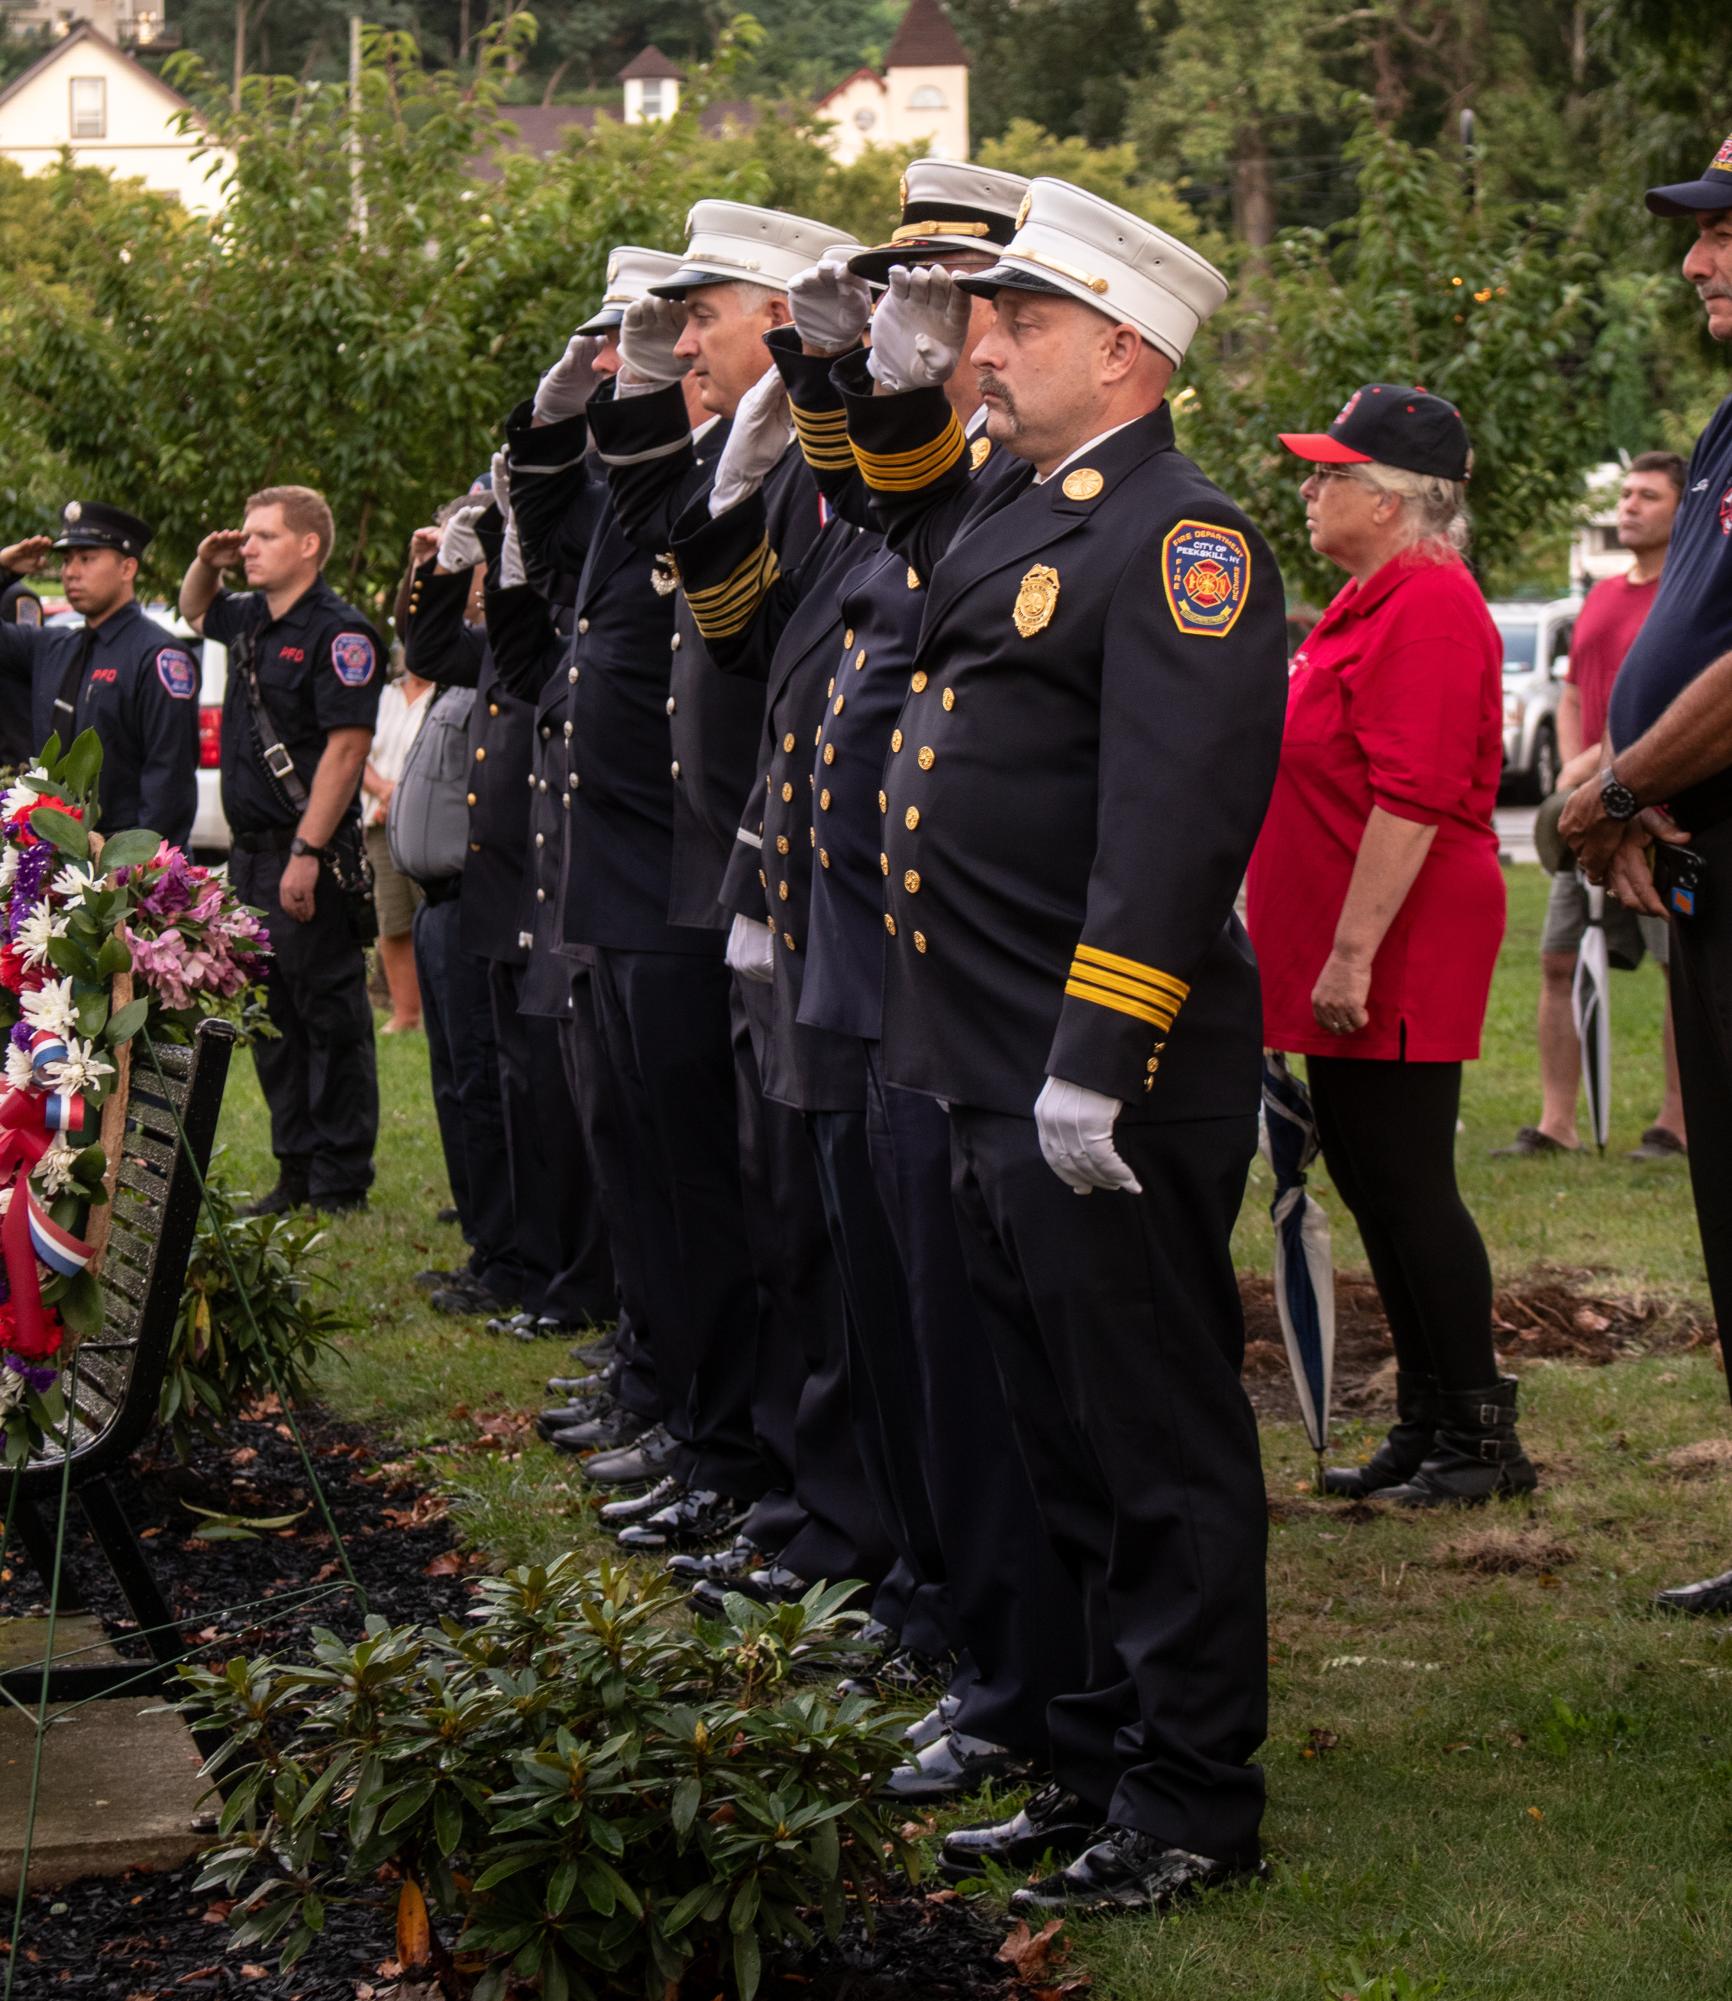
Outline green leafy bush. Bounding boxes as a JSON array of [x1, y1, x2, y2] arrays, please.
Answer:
[[175, 1562, 919, 1999], [158, 1168, 355, 1457]]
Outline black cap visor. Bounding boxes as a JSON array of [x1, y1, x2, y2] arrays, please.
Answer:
[[953, 261, 1073, 302], [648, 262, 774, 300], [51, 531, 143, 554], [1646, 174, 1732, 217], [574, 304, 627, 336]]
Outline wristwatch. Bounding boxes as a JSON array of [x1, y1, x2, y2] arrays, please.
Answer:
[[288, 836, 327, 861], [1599, 767, 1640, 823]]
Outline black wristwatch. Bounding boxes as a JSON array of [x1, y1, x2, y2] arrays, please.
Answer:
[[1599, 767, 1641, 823], [288, 836, 326, 861]]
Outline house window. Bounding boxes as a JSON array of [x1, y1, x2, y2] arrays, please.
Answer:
[[69, 76, 106, 139], [907, 85, 946, 110], [640, 80, 664, 118]]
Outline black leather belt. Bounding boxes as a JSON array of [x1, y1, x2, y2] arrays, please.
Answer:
[[230, 827, 297, 854]]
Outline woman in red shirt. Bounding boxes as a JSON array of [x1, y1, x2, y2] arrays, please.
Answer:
[[1245, 384, 1535, 1506]]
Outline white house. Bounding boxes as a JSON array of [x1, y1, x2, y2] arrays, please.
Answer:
[[813, 0, 970, 167], [618, 44, 683, 125], [0, 23, 224, 209]]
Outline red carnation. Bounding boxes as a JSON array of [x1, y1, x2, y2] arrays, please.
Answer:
[[0, 1297, 63, 1362]]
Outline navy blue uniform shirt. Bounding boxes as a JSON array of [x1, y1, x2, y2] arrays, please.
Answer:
[[0, 596, 198, 847], [204, 580, 382, 835], [1610, 391, 1732, 827]]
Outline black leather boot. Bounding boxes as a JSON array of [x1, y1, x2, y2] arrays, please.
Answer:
[[1321, 1371, 1438, 1498], [1379, 1376, 1538, 1506]]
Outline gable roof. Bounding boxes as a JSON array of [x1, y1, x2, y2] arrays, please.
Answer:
[[883, 0, 970, 69], [813, 64, 883, 110], [0, 21, 199, 120], [617, 44, 685, 82]]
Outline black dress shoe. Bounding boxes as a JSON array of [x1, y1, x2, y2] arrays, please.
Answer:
[[430, 1276, 515, 1317], [487, 1310, 539, 1338], [597, 1475, 685, 1528], [579, 1425, 679, 1486], [543, 1368, 613, 1400], [903, 1695, 958, 1754], [667, 1534, 762, 1586], [436, 1205, 461, 1225], [1655, 1566, 1732, 1616], [311, 1191, 368, 1216], [940, 1783, 1100, 1882], [882, 1730, 1032, 1803], [839, 1646, 956, 1700], [546, 1404, 646, 1453], [516, 1316, 603, 1344], [238, 1181, 308, 1218], [616, 1488, 749, 1552], [414, 1266, 464, 1292], [568, 1336, 613, 1366], [534, 1396, 613, 1440], [689, 1561, 813, 1617], [1008, 1826, 1267, 1917]]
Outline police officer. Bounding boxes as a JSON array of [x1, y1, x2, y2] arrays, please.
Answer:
[[179, 485, 381, 1215], [0, 504, 198, 845], [838, 179, 1289, 1914], [1561, 135, 1732, 1616]]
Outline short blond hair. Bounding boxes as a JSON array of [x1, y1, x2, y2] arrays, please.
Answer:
[[1359, 460, 1473, 557], [246, 484, 334, 568]]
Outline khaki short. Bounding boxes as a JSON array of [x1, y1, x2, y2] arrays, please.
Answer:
[[365, 822, 422, 939], [1540, 867, 1669, 971]]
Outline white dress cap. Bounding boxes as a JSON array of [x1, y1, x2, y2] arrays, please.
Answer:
[[652, 200, 859, 297], [957, 176, 1229, 368], [849, 160, 1031, 284], [576, 247, 686, 334]]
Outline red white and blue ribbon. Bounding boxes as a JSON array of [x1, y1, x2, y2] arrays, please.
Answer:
[[0, 1056, 96, 1352]]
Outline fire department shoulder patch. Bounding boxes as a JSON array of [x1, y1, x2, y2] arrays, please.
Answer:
[[1161, 520, 1251, 639], [331, 631, 377, 687], [155, 647, 197, 699]]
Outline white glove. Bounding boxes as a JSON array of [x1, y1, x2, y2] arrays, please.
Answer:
[[499, 516, 526, 590], [866, 264, 973, 393], [789, 247, 873, 356], [533, 333, 605, 423], [489, 448, 512, 525], [725, 911, 775, 984], [436, 503, 487, 573], [709, 366, 792, 517], [1034, 1076, 1144, 1196], [618, 298, 691, 389]]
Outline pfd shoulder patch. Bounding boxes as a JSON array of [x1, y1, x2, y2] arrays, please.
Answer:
[[13, 594, 42, 629], [155, 647, 197, 699], [331, 631, 377, 687], [1161, 520, 1251, 639]]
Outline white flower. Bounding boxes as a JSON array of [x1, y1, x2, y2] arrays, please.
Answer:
[[4, 1043, 34, 1092], [16, 899, 70, 969], [1, 782, 41, 821], [0, 848, 17, 895], [21, 978, 75, 1040], [50, 862, 100, 902], [33, 1136, 80, 1197], [41, 1036, 113, 1097], [0, 1369, 23, 1421]]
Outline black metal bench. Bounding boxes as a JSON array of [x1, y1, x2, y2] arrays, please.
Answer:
[[1, 1018, 237, 1708]]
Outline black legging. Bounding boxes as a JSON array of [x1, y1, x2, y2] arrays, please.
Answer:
[[1305, 1056, 1498, 1392]]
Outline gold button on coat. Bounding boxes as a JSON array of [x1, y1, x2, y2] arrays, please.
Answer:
[[843, 627, 855, 648], [891, 729, 903, 752], [819, 788, 831, 809], [913, 931, 927, 953], [905, 806, 920, 830], [833, 694, 845, 715], [776, 834, 790, 855], [782, 781, 794, 801], [942, 688, 955, 710], [878, 789, 888, 813], [671, 760, 681, 778], [778, 882, 789, 901], [884, 913, 897, 935], [465, 790, 476, 806], [488, 702, 499, 717], [879, 852, 889, 874], [854, 649, 866, 671], [823, 743, 836, 765], [474, 746, 485, 761], [783, 732, 796, 752], [904, 870, 921, 894], [918, 746, 935, 769]]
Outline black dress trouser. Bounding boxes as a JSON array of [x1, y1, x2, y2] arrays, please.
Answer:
[[231, 846, 377, 1202], [1666, 817, 1732, 1379], [588, 947, 767, 1497], [411, 893, 470, 1230], [863, 1047, 1090, 1754], [485, 958, 614, 1325], [947, 1106, 1268, 1865]]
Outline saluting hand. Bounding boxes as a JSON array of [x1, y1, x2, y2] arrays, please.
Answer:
[[709, 365, 791, 518], [618, 298, 691, 389], [198, 529, 245, 572], [0, 535, 52, 576], [533, 333, 606, 423], [789, 247, 872, 357], [437, 503, 488, 574], [408, 525, 442, 568], [867, 264, 973, 393]]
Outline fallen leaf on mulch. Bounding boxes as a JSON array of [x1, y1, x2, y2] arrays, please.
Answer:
[[422, 1551, 465, 1577], [383, 1493, 451, 1530], [998, 1917, 1069, 1978], [1303, 1727, 1340, 1758]]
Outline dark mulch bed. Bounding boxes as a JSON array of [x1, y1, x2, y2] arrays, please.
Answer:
[[1239, 1265, 1713, 1421], [3, 1409, 1056, 2001]]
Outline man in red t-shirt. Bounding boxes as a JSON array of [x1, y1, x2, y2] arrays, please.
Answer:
[[1494, 451, 1686, 1158]]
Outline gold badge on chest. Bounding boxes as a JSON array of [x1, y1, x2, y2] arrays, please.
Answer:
[[1012, 563, 1060, 638], [970, 437, 992, 472], [650, 553, 680, 597], [1061, 467, 1103, 501]]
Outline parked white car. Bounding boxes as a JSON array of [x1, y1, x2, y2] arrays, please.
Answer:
[[1491, 595, 1581, 803]]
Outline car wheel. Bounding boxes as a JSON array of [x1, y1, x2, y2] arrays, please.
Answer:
[[1530, 722, 1558, 802]]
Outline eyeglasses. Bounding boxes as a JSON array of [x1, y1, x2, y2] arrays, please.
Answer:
[[1307, 464, 1370, 487]]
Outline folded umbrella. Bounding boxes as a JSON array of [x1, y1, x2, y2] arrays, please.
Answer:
[[1572, 879, 1612, 1155], [1259, 1052, 1336, 1472]]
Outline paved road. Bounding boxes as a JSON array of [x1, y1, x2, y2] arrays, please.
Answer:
[[1495, 803, 1539, 866]]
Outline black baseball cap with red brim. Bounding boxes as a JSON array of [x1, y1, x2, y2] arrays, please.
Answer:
[[1278, 383, 1472, 481], [1646, 133, 1732, 216]]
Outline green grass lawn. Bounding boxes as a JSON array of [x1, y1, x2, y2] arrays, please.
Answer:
[[213, 863, 1732, 2000]]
